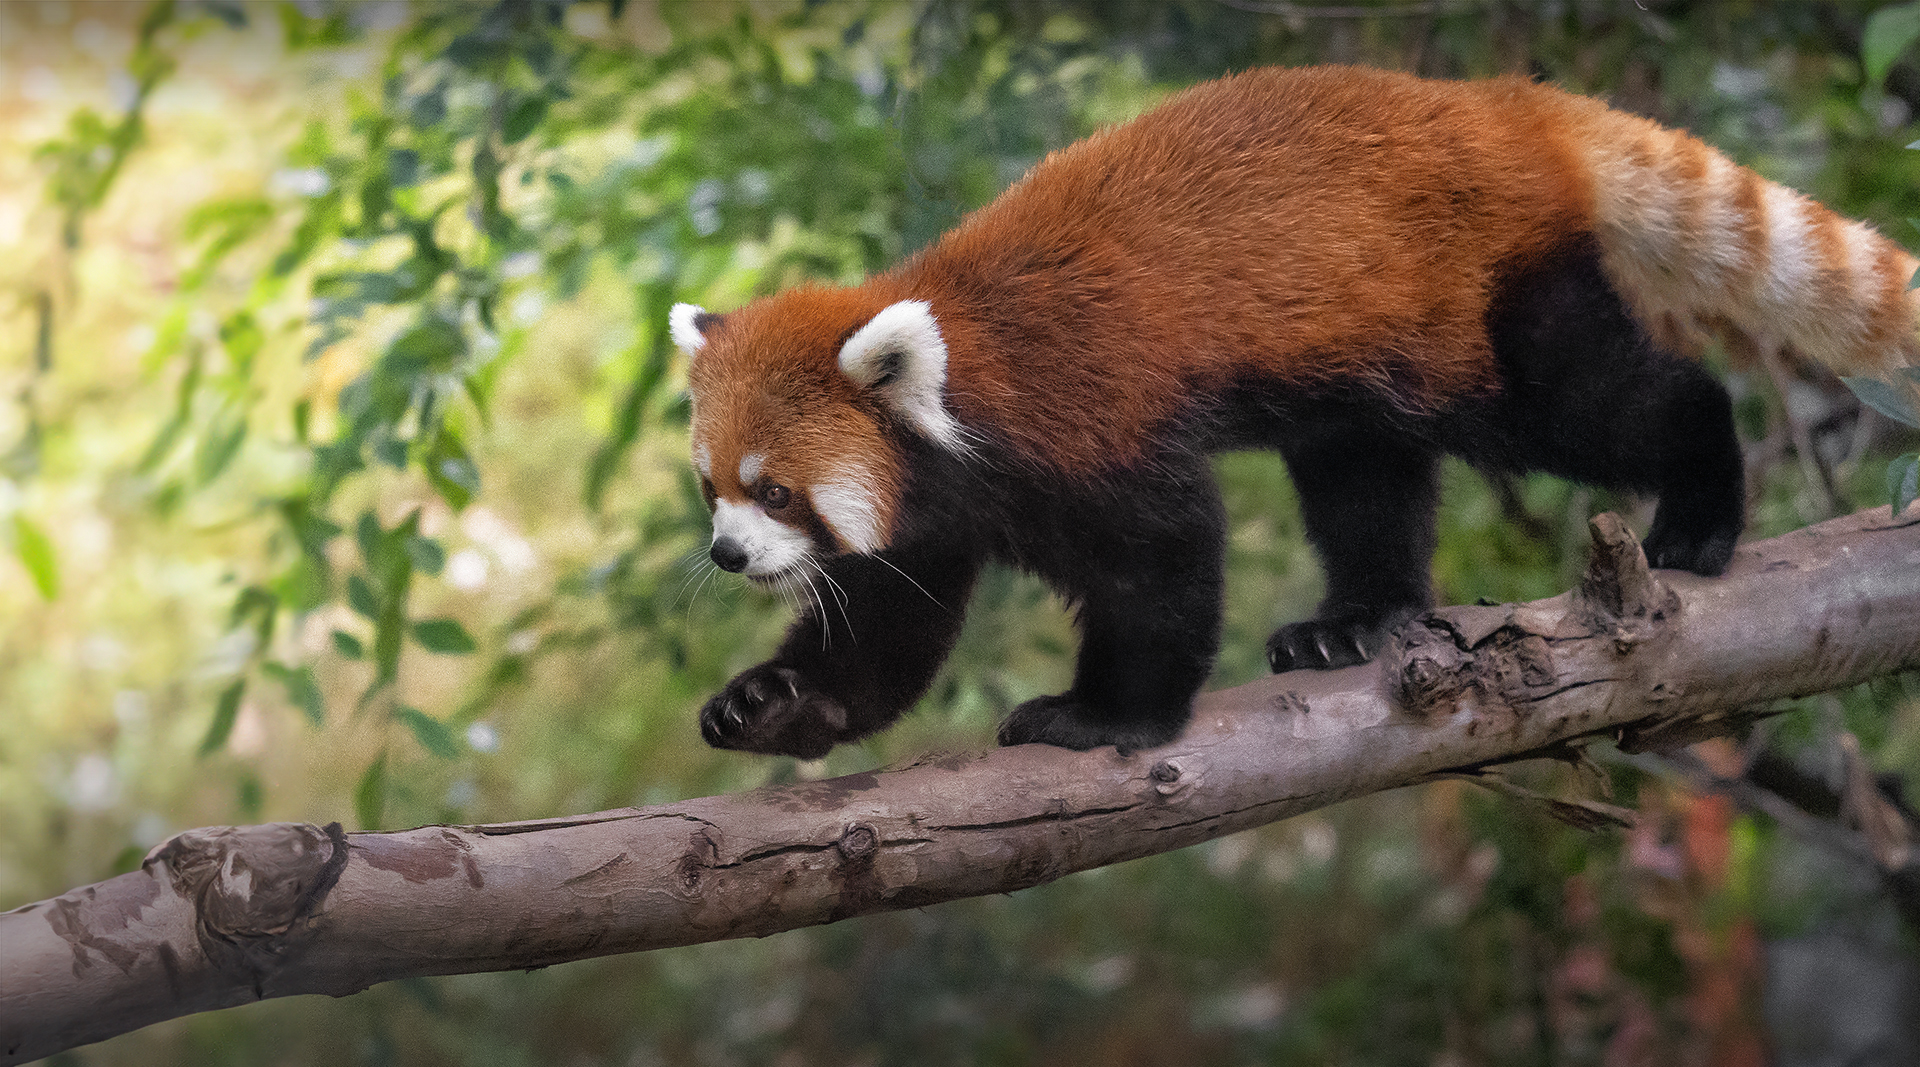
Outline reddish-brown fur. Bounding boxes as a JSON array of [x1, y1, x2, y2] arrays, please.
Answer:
[[904, 69, 1595, 472]]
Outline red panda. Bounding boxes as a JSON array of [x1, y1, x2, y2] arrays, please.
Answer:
[[671, 65, 1919, 759]]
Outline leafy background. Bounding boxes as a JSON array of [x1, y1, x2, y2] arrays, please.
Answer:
[[5, 1, 1920, 1064]]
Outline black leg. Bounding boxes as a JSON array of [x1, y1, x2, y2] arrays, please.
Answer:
[[997, 461, 1226, 752], [1268, 425, 1439, 671], [1635, 363, 1744, 575], [1472, 237, 1746, 576], [700, 549, 979, 758]]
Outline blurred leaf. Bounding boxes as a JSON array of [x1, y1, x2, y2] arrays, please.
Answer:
[[586, 339, 668, 510], [263, 661, 326, 726], [236, 773, 265, 819], [387, 315, 464, 371], [137, 349, 203, 474], [347, 573, 380, 618], [1864, 2, 1920, 85], [217, 312, 265, 377], [412, 617, 477, 654], [372, 608, 405, 690], [354, 753, 387, 830], [228, 584, 279, 645], [428, 432, 481, 511], [1843, 375, 1920, 428], [11, 514, 58, 601], [1890, 452, 1920, 516], [406, 534, 446, 576], [108, 845, 146, 877], [503, 93, 549, 144], [198, 678, 247, 757], [396, 705, 461, 758], [194, 408, 249, 485], [332, 629, 365, 659]]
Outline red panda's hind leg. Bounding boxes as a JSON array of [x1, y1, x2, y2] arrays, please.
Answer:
[[1267, 426, 1441, 672], [1470, 235, 1746, 579]]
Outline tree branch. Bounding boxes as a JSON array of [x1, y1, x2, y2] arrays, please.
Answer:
[[5, 507, 1920, 1064]]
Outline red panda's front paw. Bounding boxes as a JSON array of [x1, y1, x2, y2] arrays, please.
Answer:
[[699, 665, 850, 759], [997, 693, 1185, 754]]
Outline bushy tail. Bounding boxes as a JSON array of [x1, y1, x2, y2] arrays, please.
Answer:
[[1576, 107, 1919, 376]]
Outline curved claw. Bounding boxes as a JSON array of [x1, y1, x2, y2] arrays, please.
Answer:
[[1267, 613, 1408, 674], [698, 663, 852, 759]]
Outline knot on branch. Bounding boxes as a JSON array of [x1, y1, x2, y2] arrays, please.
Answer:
[[1389, 613, 1559, 718], [836, 823, 879, 862], [146, 821, 347, 988], [1577, 513, 1677, 647], [1392, 618, 1473, 715], [1149, 758, 1200, 797], [673, 829, 721, 899]]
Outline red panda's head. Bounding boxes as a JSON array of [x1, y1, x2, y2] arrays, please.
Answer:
[[671, 287, 968, 583]]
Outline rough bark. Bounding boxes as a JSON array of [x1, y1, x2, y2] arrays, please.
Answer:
[[5, 507, 1920, 1064]]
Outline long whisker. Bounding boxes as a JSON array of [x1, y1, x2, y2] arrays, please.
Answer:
[[798, 558, 853, 648], [685, 560, 724, 616], [797, 568, 831, 651], [670, 546, 711, 607], [870, 554, 945, 610]]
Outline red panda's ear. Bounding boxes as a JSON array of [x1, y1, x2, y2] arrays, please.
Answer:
[[670, 303, 722, 357], [837, 300, 970, 453]]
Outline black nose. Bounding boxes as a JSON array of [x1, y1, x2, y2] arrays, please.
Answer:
[[710, 537, 750, 573]]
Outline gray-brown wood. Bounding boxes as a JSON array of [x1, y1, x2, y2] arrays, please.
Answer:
[[5, 507, 1919, 1065]]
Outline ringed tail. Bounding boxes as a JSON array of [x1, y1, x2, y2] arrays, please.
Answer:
[[1572, 101, 1920, 376]]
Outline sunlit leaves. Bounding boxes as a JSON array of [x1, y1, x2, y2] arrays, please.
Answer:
[[11, 515, 58, 601]]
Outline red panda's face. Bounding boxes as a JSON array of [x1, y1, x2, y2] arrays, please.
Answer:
[[671, 288, 966, 585]]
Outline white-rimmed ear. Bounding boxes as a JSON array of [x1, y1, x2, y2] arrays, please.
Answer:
[[670, 303, 715, 356], [836, 300, 969, 453]]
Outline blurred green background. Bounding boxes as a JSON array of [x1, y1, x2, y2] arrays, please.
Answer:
[[6, 1, 1920, 1064]]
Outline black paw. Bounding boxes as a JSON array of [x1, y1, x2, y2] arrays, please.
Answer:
[[1267, 613, 1404, 673], [996, 693, 1186, 754], [699, 664, 850, 759], [1642, 526, 1737, 577]]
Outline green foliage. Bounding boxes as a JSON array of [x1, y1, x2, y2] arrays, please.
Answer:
[[1866, 2, 1920, 86], [1842, 371, 1920, 512]]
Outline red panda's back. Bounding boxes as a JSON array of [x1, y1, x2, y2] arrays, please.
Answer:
[[898, 67, 1596, 470]]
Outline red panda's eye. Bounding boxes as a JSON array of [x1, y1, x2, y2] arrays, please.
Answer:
[[699, 477, 716, 509], [761, 484, 791, 509]]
